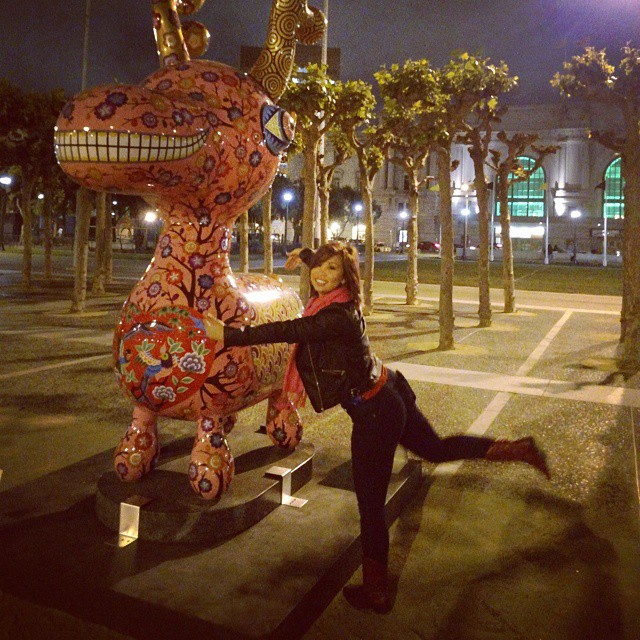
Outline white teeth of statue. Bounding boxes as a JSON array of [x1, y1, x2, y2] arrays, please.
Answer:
[[53, 129, 208, 163]]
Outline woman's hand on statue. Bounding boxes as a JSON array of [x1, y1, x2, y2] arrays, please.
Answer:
[[203, 313, 225, 342], [284, 248, 303, 271]]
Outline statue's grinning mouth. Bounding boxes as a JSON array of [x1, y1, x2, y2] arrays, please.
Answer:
[[54, 128, 209, 163]]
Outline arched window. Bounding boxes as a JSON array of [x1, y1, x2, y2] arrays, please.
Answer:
[[504, 156, 546, 218], [603, 157, 624, 219]]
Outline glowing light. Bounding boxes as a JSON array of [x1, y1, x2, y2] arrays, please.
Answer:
[[398, 210, 409, 220], [144, 211, 158, 223], [555, 202, 566, 216], [244, 289, 281, 303], [0, 176, 12, 186], [570, 209, 582, 219]]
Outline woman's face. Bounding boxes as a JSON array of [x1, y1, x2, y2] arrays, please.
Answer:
[[310, 254, 345, 296]]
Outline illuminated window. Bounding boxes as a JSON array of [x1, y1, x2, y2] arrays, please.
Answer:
[[603, 157, 624, 219], [498, 156, 546, 218]]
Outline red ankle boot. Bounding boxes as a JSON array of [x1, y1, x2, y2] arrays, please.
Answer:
[[343, 557, 391, 614], [485, 436, 550, 478]]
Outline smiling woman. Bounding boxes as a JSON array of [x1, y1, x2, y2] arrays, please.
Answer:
[[206, 239, 549, 613]]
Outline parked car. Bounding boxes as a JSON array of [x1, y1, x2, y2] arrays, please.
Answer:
[[374, 241, 391, 253], [418, 240, 440, 253]]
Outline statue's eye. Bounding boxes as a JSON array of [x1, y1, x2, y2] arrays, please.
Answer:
[[261, 105, 295, 155]]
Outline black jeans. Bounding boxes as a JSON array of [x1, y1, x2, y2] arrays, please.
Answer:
[[344, 369, 494, 565]]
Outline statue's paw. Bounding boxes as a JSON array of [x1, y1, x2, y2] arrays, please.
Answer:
[[267, 407, 302, 450], [189, 432, 235, 500], [114, 428, 160, 482]]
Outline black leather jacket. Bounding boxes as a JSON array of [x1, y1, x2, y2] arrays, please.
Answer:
[[224, 301, 383, 412]]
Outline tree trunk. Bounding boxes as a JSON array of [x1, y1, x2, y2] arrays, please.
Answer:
[[498, 186, 516, 313], [91, 192, 107, 295], [300, 142, 318, 303], [619, 153, 640, 371], [405, 184, 419, 306], [239, 210, 249, 274], [0, 190, 7, 251], [21, 178, 35, 288], [71, 186, 91, 313], [262, 190, 273, 274], [43, 185, 54, 281], [104, 201, 114, 284], [362, 174, 375, 315], [437, 149, 455, 350], [475, 177, 492, 327], [319, 185, 329, 246]]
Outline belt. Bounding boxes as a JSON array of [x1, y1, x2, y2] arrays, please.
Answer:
[[345, 366, 388, 407]]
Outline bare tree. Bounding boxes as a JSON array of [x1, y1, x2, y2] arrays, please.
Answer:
[[552, 45, 640, 371], [488, 132, 556, 313]]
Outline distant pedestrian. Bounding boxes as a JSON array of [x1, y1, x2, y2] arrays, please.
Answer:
[[204, 240, 550, 613]]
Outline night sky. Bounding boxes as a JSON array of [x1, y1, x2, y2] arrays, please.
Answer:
[[3, 0, 640, 104]]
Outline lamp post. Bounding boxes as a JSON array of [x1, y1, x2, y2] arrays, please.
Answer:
[[282, 190, 293, 256], [570, 209, 581, 263], [143, 210, 158, 251], [353, 202, 363, 241], [545, 185, 556, 265], [459, 183, 471, 260], [489, 181, 495, 262], [461, 207, 471, 260], [398, 209, 408, 253], [0, 175, 13, 251]]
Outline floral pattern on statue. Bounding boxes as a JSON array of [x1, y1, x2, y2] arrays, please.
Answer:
[[54, 0, 326, 499]]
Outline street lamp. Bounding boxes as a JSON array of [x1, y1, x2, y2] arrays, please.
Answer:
[[570, 209, 581, 263], [353, 202, 363, 241], [461, 207, 471, 260], [0, 175, 13, 251], [398, 209, 408, 253], [457, 183, 473, 260], [282, 190, 293, 256]]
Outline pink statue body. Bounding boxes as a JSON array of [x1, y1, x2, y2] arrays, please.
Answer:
[[54, 0, 326, 499]]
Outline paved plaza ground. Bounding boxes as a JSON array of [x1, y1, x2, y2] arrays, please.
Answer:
[[0, 254, 638, 639]]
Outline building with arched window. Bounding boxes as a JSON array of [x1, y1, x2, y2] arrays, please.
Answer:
[[603, 157, 624, 220], [287, 102, 625, 261]]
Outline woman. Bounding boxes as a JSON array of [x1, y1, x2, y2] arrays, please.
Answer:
[[204, 241, 549, 614]]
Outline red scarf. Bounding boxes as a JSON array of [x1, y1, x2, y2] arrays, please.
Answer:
[[281, 286, 353, 409]]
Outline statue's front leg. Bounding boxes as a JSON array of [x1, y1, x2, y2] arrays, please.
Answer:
[[266, 392, 303, 450], [189, 414, 235, 499], [114, 405, 160, 481]]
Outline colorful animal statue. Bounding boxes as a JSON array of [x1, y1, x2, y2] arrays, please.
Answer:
[[54, 0, 326, 499]]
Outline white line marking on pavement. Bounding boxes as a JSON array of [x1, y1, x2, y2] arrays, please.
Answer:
[[390, 310, 620, 476], [389, 361, 640, 409], [373, 294, 620, 316], [516, 310, 572, 376], [0, 353, 111, 380], [631, 409, 640, 518]]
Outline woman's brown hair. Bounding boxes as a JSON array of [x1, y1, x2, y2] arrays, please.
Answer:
[[309, 241, 362, 308]]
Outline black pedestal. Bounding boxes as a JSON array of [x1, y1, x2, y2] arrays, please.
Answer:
[[96, 430, 314, 544]]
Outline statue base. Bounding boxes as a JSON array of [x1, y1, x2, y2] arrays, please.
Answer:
[[0, 438, 422, 639], [96, 430, 314, 544]]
